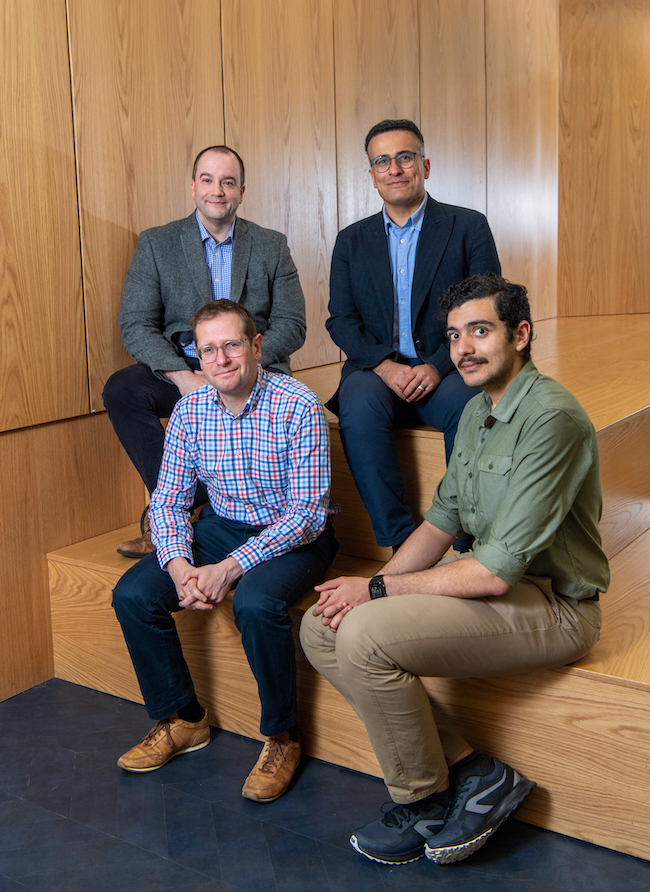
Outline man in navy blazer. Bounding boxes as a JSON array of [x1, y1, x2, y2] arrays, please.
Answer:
[[103, 145, 306, 557], [327, 120, 500, 549]]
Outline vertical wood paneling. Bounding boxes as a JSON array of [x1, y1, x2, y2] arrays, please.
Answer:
[[486, 0, 559, 321], [68, 0, 225, 408], [419, 0, 488, 213], [333, 0, 420, 230], [222, 0, 338, 370], [0, 0, 86, 431], [559, 0, 650, 316], [0, 414, 143, 702]]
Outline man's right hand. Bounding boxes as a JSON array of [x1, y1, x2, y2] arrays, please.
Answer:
[[164, 369, 208, 396]]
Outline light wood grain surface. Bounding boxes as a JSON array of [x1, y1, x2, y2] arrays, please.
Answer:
[[68, 0, 225, 408], [0, 0, 87, 431], [559, 0, 650, 316], [222, 0, 339, 371], [486, 0, 560, 321], [333, 0, 420, 230], [420, 0, 488, 212]]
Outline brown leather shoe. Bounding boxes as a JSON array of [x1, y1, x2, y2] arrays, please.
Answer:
[[117, 713, 210, 772], [241, 731, 301, 802], [117, 505, 155, 558], [117, 530, 155, 558]]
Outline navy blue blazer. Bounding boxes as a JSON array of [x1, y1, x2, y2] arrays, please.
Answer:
[[326, 195, 500, 412]]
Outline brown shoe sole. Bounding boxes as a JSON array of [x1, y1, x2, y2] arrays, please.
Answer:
[[117, 737, 210, 773]]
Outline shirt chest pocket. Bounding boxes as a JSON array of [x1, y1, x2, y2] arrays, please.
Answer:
[[476, 453, 513, 507]]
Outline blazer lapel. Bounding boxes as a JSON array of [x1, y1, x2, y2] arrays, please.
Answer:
[[230, 217, 251, 302], [412, 198, 454, 315], [362, 215, 395, 333], [180, 214, 212, 302]]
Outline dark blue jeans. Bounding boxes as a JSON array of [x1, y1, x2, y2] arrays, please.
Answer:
[[337, 368, 479, 547], [112, 506, 338, 736]]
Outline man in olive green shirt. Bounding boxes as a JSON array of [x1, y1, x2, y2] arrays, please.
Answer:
[[300, 273, 608, 868]]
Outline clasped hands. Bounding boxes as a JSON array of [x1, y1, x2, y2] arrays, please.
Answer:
[[167, 555, 243, 611], [373, 359, 441, 403], [312, 576, 373, 632]]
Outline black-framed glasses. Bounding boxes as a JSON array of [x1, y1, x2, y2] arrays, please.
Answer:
[[369, 151, 424, 172], [197, 337, 253, 362]]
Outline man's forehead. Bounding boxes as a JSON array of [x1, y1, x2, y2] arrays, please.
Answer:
[[368, 129, 421, 154], [446, 297, 499, 328], [195, 315, 246, 342], [194, 150, 239, 180]]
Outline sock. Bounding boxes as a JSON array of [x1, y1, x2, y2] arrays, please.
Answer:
[[417, 786, 452, 809], [177, 697, 205, 723], [287, 724, 299, 742]]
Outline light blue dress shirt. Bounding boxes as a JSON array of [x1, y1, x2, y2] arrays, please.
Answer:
[[383, 194, 427, 361], [182, 213, 234, 358]]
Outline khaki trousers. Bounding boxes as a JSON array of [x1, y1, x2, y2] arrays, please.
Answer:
[[299, 577, 601, 803]]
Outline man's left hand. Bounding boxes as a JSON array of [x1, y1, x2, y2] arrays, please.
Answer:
[[402, 363, 442, 403], [176, 557, 243, 610], [312, 576, 371, 631]]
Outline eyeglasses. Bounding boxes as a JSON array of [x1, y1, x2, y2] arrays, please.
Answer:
[[369, 151, 424, 172], [196, 338, 252, 362]]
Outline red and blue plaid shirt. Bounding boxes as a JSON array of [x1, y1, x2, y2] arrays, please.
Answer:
[[150, 367, 336, 572]]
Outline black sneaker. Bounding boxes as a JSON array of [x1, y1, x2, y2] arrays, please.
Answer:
[[350, 799, 447, 864], [425, 758, 535, 864]]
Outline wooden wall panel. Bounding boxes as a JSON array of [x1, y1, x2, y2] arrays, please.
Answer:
[[0, 413, 143, 702], [0, 0, 87, 431], [486, 0, 559, 321], [68, 0, 225, 409], [558, 0, 650, 316], [222, 0, 338, 371], [419, 0, 488, 213], [333, 0, 420, 230]]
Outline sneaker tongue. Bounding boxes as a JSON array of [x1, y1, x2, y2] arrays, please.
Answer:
[[383, 805, 411, 828]]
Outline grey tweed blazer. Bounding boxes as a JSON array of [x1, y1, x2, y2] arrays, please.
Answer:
[[119, 214, 306, 376]]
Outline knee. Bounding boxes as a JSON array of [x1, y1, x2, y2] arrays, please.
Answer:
[[330, 608, 375, 675], [232, 588, 291, 636], [102, 366, 140, 412], [338, 372, 394, 429], [299, 609, 330, 667]]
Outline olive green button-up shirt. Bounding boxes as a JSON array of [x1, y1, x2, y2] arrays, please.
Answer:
[[425, 360, 610, 599]]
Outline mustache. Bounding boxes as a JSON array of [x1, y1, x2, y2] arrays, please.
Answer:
[[458, 357, 488, 368]]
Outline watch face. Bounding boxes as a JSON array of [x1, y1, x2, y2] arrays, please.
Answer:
[[369, 576, 386, 599]]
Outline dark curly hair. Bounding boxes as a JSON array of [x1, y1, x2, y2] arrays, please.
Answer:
[[438, 273, 534, 361]]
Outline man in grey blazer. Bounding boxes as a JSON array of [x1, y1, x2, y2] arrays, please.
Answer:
[[326, 120, 500, 551], [103, 145, 306, 557]]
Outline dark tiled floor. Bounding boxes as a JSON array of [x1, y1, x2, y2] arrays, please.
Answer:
[[0, 680, 648, 891]]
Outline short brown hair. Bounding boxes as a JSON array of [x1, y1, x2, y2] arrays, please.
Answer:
[[191, 145, 245, 185], [190, 300, 257, 341]]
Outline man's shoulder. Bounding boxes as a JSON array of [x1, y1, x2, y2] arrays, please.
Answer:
[[263, 370, 320, 404], [337, 210, 383, 241], [524, 372, 595, 435], [235, 217, 289, 246], [425, 197, 489, 226], [138, 213, 198, 244]]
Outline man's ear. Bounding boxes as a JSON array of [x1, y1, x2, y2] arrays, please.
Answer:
[[515, 320, 531, 353], [252, 332, 263, 359]]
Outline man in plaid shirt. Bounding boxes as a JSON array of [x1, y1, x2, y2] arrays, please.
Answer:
[[113, 300, 338, 802]]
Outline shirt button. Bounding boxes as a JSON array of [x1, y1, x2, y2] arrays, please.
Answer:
[[468, 472, 473, 478], [471, 507, 476, 513], [400, 268, 405, 274], [488, 463, 493, 469], [400, 238, 405, 243]]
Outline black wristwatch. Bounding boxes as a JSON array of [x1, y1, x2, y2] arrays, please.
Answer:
[[368, 575, 387, 599]]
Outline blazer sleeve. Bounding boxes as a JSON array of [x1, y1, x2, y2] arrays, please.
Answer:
[[326, 229, 396, 370], [118, 230, 191, 374]]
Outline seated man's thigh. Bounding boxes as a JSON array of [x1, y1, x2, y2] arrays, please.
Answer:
[[337, 369, 401, 427], [232, 527, 338, 621], [414, 371, 480, 433], [102, 362, 181, 418], [335, 579, 597, 681], [112, 550, 180, 618]]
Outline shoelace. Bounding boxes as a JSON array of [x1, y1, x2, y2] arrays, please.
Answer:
[[259, 738, 285, 773], [143, 719, 173, 749], [380, 802, 421, 828]]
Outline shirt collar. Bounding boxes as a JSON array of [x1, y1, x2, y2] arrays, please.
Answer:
[[474, 360, 540, 425], [196, 211, 234, 246], [212, 365, 265, 418], [382, 192, 428, 234]]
